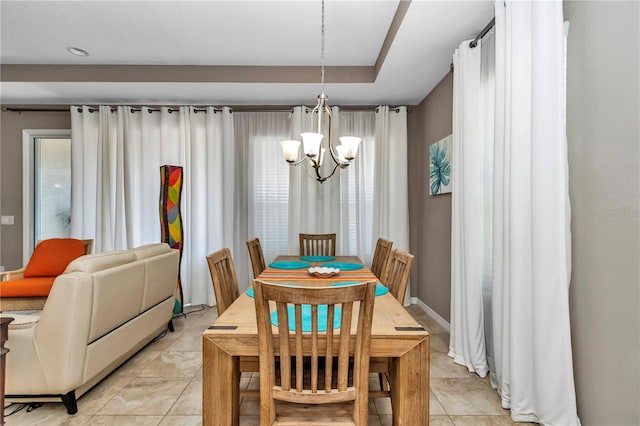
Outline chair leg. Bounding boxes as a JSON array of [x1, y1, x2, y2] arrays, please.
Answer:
[[61, 390, 78, 414], [168, 319, 175, 332]]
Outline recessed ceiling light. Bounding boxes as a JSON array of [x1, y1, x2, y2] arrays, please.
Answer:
[[67, 46, 89, 57]]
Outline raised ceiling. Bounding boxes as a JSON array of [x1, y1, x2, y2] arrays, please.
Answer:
[[0, 0, 493, 106]]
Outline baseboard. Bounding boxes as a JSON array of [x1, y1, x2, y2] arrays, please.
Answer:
[[410, 297, 450, 333]]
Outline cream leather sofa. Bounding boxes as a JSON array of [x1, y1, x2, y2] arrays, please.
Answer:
[[2, 243, 179, 414]]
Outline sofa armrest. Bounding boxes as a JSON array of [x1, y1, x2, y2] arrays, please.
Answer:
[[0, 268, 25, 282], [3, 313, 47, 395]]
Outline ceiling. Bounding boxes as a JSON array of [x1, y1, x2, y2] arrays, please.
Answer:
[[0, 0, 493, 106]]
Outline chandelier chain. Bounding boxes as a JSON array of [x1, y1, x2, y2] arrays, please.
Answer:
[[320, 0, 325, 94]]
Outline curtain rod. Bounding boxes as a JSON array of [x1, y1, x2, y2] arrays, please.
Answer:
[[469, 17, 495, 48], [75, 107, 221, 114], [1, 106, 279, 114], [1, 107, 69, 113], [0, 106, 223, 114], [2, 105, 408, 114], [449, 17, 495, 71]]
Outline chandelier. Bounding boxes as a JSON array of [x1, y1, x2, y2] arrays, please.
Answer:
[[279, 0, 361, 184]]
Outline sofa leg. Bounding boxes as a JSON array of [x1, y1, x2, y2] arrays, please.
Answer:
[[168, 319, 175, 332], [61, 390, 77, 414]]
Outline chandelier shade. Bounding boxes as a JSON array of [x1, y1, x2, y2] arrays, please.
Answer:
[[279, 0, 361, 183], [301, 132, 324, 158], [338, 136, 361, 160], [280, 140, 301, 162]]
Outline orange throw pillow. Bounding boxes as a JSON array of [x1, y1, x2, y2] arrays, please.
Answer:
[[24, 238, 86, 278]]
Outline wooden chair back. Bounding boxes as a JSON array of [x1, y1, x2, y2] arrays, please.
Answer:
[[81, 239, 93, 255], [370, 238, 393, 279], [380, 249, 414, 302], [206, 248, 240, 316], [253, 280, 376, 425], [299, 233, 337, 256], [246, 238, 266, 279]]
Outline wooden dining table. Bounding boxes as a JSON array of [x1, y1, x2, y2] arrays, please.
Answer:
[[202, 255, 430, 425]]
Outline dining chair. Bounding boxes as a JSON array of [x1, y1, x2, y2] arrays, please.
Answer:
[[246, 237, 266, 279], [206, 248, 240, 316], [370, 238, 393, 279], [381, 248, 415, 303], [299, 233, 337, 256], [206, 248, 261, 397], [376, 248, 415, 392], [253, 279, 377, 425]]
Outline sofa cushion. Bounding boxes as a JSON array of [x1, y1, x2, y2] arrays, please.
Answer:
[[65, 250, 137, 273], [0, 277, 56, 297], [87, 261, 145, 342], [133, 243, 171, 260], [24, 239, 86, 278], [138, 249, 179, 312]]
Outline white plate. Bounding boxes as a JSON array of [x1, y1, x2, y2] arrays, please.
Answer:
[[308, 266, 340, 278]]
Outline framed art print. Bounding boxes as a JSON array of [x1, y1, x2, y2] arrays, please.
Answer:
[[429, 135, 452, 195]]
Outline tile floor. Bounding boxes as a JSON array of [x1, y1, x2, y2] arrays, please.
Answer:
[[4, 305, 536, 425]]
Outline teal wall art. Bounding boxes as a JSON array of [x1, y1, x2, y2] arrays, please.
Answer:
[[429, 134, 452, 195]]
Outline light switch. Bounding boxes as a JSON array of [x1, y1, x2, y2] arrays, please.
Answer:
[[1, 215, 14, 225]]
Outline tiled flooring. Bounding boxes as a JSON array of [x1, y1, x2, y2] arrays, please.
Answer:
[[4, 305, 535, 425]]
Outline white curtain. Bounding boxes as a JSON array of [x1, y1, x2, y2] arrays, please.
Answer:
[[71, 105, 408, 308], [450, 0, 579, 424], [372, 106, 410, 303], [492, 1, 578, 424], [337, 110, 376, 263], [71, 106, 236, 306], [449, 36, 491, 377]]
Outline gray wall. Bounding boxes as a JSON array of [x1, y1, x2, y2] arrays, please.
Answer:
[[407, 72, 453, 321], [565, 1, 640, 425], [0, 110, 72, 270]]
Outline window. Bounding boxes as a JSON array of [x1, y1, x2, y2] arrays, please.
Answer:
[[35, 137, 72, 241], [237, 110, 376, 264], [22, 129, 72, 262], [250, 133, 290, 263], [236, 112, 291, 263]]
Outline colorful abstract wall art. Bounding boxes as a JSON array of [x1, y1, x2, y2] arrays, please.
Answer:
[[429, 135, 452, 195], [160, 165, 184, 314]]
